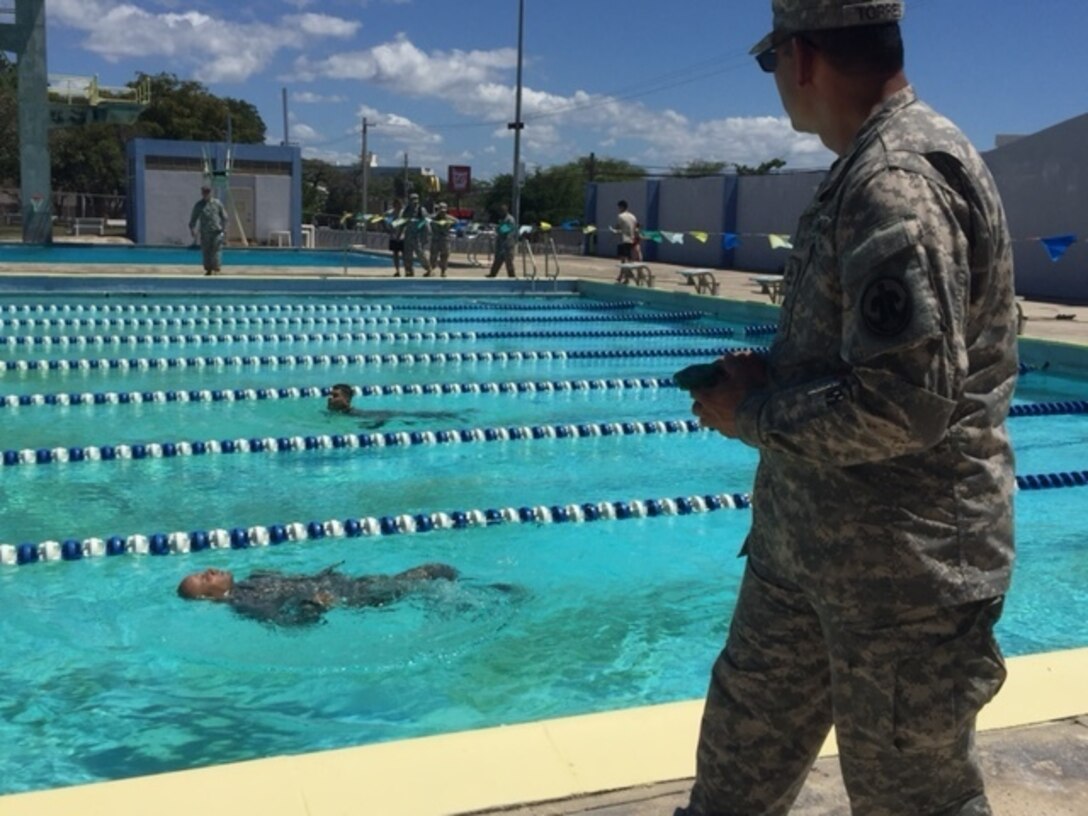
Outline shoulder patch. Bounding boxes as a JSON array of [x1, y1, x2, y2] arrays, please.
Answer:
[[860, 277, 912, 337]]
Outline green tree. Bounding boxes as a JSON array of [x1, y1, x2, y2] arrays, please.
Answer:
[[483, 156, 646, 224], [670, 159, 729, 178], [132, 73, 265, 143], [735, 158, 787, 175]]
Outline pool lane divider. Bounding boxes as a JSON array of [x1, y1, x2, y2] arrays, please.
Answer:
[[0, 491, 753, 568], [0, 300, 644, 316], [3, 375, 680, 410], [0, 312, 707, 331], [2, 417, 707, 467], [0, 326, 734, 349], [5, 465, 1087, 567], [0, 345, 765, 375]]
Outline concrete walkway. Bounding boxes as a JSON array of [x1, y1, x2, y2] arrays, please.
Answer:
[[462, 717, 1088, 816]]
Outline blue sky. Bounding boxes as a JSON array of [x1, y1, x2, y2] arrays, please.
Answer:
[[40, 0, 1086, 179]]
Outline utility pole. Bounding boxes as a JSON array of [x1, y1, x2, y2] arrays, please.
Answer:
[[402, 151, 409, 197], [360, 116, 369, 217], [281, 87, 289, 146], [509, 0, 526, 226]]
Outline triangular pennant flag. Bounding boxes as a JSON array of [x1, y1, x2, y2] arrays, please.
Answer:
[[518, 225, 534, 237], [538, 221, 552, 232], [722, 233, 739, 250], [583, 225, 598, 234], [368, 214, 385, 225], [391, 218, 408, 228], [661, 231, 685, 245], [1040, 234, 1077, 262], [642, 230, 664, 243], [689, 231, 709, 244], [561, 219, 580, 231], [768, 234, 793, 250]]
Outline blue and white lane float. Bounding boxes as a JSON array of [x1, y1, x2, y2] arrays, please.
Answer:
[[6, 465, 1088, 567], [3, 376, 679, 410], [0, 300, 644, 316], [0, 326, 735, 349], [0, 491, 753, 568], [1, 316, 438, 330], [0, 312, 708, 331], [0, 346, 766, 375], [1, 417, 706, 468]]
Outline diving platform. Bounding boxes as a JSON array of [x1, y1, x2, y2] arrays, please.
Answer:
[[47, 74, 151, 127]]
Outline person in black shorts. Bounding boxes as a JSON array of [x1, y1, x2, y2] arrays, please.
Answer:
[[613, 199, 638, 261], [385, 198, 405, 276]]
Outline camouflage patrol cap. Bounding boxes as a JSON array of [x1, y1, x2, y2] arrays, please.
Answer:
[[750, 0, 904, 54]]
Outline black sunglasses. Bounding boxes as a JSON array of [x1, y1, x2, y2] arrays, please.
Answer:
[[755, 34, 815, 73]]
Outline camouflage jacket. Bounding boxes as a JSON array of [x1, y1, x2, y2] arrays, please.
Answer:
[[734, 87, 1018, 618], [188, 197, 228, 237], [399, 202, 431, 245]]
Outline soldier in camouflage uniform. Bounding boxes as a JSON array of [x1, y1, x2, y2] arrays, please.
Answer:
[[188, 185, 229, 276], [429, 202, 455, 277], [676, 2, 1017, 814], [399, 192, 433, 277], [486, 203, 518, 278], [177, 563, 459, 626]]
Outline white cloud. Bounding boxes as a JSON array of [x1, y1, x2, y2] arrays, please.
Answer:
[[49, 0, 361, 83], [355, 104, 442, 147], [292, 91, 347, 104], [293, 34, 516, 96], [294, 33, 829, 171], [290, 121, 322, 142], [284, 13, 360, 38]]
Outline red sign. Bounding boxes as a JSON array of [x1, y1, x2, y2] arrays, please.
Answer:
[[448, 165, 472, 194]]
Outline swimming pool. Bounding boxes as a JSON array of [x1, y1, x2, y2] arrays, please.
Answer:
[[0, 242, 390, 268], [1, 284, 1086, 795]]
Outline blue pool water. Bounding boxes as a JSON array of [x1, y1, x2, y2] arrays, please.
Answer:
[[1, 290, 1086, 795], [0, 242, 390, 268]]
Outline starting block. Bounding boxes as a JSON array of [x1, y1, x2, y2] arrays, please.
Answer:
[[617, 263, 655, 287]]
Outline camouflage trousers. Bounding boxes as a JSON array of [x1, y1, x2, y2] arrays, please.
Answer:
[[684, 559, 1007, 816], [200, 230, 224, 272], [404, 236, 431, 274]]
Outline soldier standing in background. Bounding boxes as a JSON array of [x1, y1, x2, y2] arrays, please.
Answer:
[[429, 202, 455, 277], [675, 1, 1018, 814], [399, 192, 432, 277], [188, 185, 228, 276], [486, 203, 517, 278]]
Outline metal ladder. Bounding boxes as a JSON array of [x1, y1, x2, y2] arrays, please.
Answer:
[[518, 236, 561, 288]]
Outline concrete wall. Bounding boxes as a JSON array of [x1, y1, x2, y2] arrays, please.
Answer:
[[127, 139, 302, 246], [588, 110, 1088, 301], [654, 176, 736, 269], [983, 114, 1088, 303], [734, 171, 823, 272]]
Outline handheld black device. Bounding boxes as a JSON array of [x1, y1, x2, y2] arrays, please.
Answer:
[[673, 362, 727, 391]]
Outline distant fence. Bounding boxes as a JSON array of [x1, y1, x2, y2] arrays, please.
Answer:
[[1, 188, 127, 228]]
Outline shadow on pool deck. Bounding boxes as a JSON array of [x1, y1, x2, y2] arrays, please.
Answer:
[[461, 717, 1088, 816]]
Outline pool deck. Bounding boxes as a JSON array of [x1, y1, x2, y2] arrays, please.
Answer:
[[1, 247, 1086, 816]]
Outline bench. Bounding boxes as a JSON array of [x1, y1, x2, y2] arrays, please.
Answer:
[[750, 274, 785, 304], [69, 217, 105, 236], [269, 229, 292, 247], [678, 268, 719, 295], [617, 263, 655, 287]]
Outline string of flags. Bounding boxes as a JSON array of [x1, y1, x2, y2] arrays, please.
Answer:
[[342, 211, 1082, 261]]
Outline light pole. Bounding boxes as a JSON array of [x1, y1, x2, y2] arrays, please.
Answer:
[[508, 0, 525, 226]]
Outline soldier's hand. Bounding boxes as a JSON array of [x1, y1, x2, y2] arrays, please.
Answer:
[[691, 353, 768, 439]]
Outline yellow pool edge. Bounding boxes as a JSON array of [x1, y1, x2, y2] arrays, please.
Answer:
[[2, 647, 1085, 816]]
